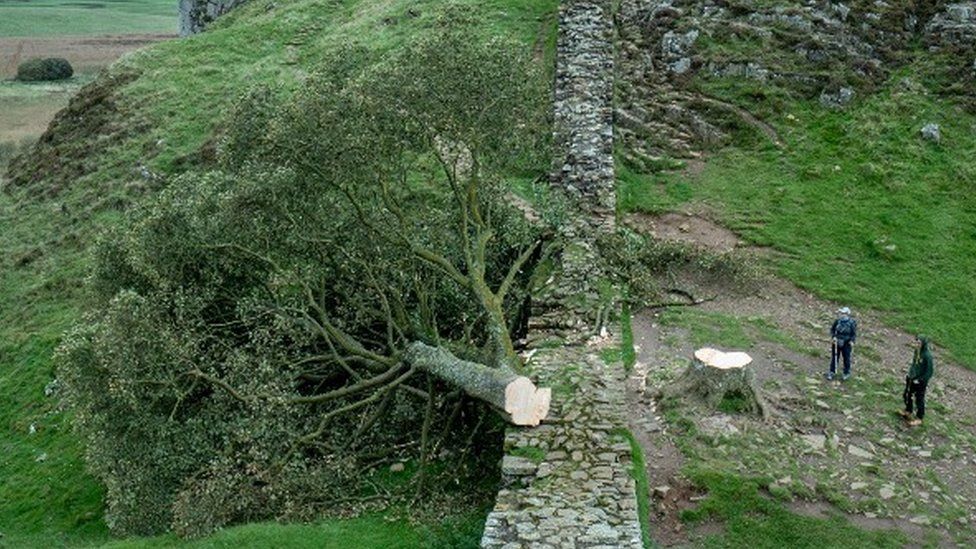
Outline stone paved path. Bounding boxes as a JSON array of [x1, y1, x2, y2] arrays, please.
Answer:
[[480, 1, 644, 547], [480, 338, 642, 548]]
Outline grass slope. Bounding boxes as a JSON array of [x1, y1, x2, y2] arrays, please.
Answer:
[[620, 58, 976, 368], [683, 470, 907, 549], [99, 512, 488, 548], [0, 0, 176, 38], [0, 0, 557, 546]]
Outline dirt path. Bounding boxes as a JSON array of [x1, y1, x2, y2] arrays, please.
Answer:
[[626, 216, 976, 547]]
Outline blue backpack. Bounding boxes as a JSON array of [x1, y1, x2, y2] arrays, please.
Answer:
[[834, 317, 855, 343]]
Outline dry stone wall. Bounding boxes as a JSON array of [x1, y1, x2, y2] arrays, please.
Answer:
[[551, 0, 617, 228], [480, 1, 643, 547]]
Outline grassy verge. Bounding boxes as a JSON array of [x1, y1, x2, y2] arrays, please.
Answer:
[[97, 510, 489, 549], [682, 469, 907, 548], [619, 58, 976, 369], [615, 429, 653, 549]]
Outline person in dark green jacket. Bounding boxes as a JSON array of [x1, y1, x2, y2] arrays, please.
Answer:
[[900, 335, 934, 426]]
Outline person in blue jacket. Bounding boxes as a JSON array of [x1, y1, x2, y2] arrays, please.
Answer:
[[826, 307, 857, 381]]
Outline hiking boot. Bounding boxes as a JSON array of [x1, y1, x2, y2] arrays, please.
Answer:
[[898, 410, 913, 419], [907, 419, 923, 427], [824, 372, 834, 381], [842, 373, 851, 381]]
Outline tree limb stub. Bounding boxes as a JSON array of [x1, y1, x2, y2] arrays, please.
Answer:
[[403, 341, 550, 426]]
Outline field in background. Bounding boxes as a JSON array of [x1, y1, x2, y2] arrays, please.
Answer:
[[0, 78, 89, 145], [0, 0, 176, 37], [0, 35, 174, 148], [0, 34, 173, 78], [0, 0, 175, 175]]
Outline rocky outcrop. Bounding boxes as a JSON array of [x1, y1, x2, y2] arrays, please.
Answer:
[[925, 3, 976, 48], [179, 0, 247, 36], [614, 0, 976, 165]]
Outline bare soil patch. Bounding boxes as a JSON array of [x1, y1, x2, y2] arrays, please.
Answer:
[[625, 212, 743, 253], [626, 218, 976, 547]]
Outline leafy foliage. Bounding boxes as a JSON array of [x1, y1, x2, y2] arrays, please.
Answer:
[[16, 57, 74, 82], [59, 23, 548, 537]]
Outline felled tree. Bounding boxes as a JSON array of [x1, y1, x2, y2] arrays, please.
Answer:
[[59, 20, 552, 537]]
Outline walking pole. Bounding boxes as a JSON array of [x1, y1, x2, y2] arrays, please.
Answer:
[[830, 339, 837, 377]]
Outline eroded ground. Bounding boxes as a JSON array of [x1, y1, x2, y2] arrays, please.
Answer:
[[628, 223, 976, 547]]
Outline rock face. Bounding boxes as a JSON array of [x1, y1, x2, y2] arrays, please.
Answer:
[[615, 0, 976, 164], [179, 0, 248, 36], [925, 3, 976, 48]]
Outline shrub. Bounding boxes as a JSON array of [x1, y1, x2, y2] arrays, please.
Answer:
[[16, 57, 74, 82]]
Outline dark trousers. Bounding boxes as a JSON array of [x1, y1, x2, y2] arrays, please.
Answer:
[[830, 341, 853, 375], [903, 378, 928, 419]]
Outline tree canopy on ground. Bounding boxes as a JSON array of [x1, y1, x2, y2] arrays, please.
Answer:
[[59, 20, 551, 537]]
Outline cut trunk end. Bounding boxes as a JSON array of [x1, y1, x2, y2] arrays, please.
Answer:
[[404, 341, 551, 426], [504, 377, 551, 426]]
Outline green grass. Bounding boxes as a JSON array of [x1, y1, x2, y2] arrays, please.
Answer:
[[682, 469, 908, 548], [621, 58, 976, 368], [509, 446, 546, 463], [97, 511, 488, 549], [0, 0, 176, 37], [0, 0, 558, 546], [658, 309, 753, 350], [614, 429, 653, 549]]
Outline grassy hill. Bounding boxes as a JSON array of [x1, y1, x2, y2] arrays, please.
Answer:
[[6, 0, 976, 546], [619, 44, 976, 369], [0, 0, 556, 546]]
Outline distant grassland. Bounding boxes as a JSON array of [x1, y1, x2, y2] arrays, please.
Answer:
[[0, 78, 90, 143], [0, 0, 176, 37], [620, 60, 976, 368]]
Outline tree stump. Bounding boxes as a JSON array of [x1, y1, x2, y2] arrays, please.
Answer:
[[668, 347, 769, 418]]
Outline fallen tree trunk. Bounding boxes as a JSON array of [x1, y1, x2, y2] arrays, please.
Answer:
[[404, 341, 551, 426]]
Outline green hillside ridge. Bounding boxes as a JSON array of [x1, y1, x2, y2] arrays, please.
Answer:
[[619, 54, 976, 368], [0, 0, 556, 546]]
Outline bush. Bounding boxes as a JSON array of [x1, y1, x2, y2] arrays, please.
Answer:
[[16, 57, 73, 82]]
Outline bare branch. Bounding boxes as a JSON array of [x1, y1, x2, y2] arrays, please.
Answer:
[[497, 239, 541, 301], [287, 364, 405, 404], [187, 369, 252, 404]]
